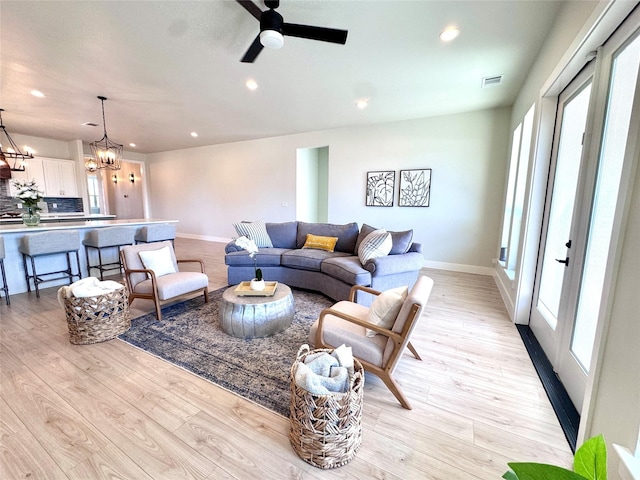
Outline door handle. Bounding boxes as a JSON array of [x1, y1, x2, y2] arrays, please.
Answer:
[[556, 257, 570, 266]]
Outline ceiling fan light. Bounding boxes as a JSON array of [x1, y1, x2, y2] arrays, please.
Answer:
[[260, 30, 284, 49], [440, 26, 460, 42]]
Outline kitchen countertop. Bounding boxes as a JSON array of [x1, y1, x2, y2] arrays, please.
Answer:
[[0, 213, 116, 225], [0, 218, 177, 234]]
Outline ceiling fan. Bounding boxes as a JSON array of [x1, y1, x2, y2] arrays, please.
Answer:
[[237, 0, 348, 63]]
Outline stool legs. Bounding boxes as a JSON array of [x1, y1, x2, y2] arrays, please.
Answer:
[[22, 251, 82, 298], [0, 259, 9, 305], [85, 245, 127, 280]]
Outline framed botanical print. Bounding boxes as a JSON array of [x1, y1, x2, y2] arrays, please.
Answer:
[[399, 169, 431, 207], [366, 170, 395, 207]]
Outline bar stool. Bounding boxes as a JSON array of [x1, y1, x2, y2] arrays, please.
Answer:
[[0, 236, 9, 305], [19, 230, 82, 298], [83, 227, 136, 280], [134, 223, 176, 245]]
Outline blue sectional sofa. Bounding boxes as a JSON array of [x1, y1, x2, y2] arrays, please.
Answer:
[[224, 221, 424, 304]]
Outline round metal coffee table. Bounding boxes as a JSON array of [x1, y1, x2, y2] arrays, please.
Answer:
[[220, 283, 294, 339]]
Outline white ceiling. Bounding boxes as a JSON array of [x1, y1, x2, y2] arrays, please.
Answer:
[[1, 1, 564, 154]]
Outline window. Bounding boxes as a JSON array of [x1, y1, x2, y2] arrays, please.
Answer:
[[500, 104, 535, 275], [87, 174, 101, 214]]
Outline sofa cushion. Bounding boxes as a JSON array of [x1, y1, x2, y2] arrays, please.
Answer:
[[282, 249, 350, 271], [224, 248, 289, 267], [358, 229, 392, 264], [321, 256, 371, 285], [302, 234, 339, 252], [266, 221, 298, 249], [389, 230, 414, 254], [233, 221, 273, 248], [355, 223, 377, 252], [296, 222, 359, 253], [356, 223, 413, 255]]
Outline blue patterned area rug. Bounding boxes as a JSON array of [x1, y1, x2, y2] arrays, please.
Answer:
[[118, 287, 333, 417]]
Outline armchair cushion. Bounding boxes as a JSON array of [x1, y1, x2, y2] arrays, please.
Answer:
[[309, 301, 388, 367], [138, 245, 177, 278], [366, 285, 408, 337], [132, 271, 209, 300]]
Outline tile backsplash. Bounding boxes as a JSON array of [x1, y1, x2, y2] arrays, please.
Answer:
[[0, 178, 83, 214]]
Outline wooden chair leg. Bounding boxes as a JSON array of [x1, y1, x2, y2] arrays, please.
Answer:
[[379, 373, 412, 410], [153, 295, 162, 321], [203, 288, 209, 303], [407, 341, 422, 361]]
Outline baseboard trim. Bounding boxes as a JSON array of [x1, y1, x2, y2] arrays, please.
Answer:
[[423, 260, 495, 276], [516, 324, 580, 452], [176, 233, 231, 243]]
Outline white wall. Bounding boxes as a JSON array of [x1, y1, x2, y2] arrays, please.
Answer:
[[147, 107, 511, 270]]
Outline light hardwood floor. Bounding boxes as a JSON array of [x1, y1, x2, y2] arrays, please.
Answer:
[[0, 238, 574, 479]]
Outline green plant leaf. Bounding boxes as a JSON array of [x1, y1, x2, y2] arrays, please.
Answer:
[[503, 470, 520, 480], [574, 434, 607, 480], [507, 463, 589, 480]]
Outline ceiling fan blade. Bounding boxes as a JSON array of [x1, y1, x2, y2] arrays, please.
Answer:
[[241, 35, 264, 63], [236, 0, 262, 21], [282, 23, 348, 44]]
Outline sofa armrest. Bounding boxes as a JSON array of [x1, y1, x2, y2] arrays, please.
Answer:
[[225, 241, 243, 254], [363, 251, 424, 276]]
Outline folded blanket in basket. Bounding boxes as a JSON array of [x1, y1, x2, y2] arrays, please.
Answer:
[[294, 344, 354, 395], [57, 277, 124, 308]]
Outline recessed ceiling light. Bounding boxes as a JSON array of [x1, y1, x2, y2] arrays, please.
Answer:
[[82, 122, 99, 127], [246, 79, 258, 91], [191, 132, 198, 138], [356, 99, 369, 109], [30, 90, 45, 98], [440, 26, 460, 42], [129, 143, 136, 148]]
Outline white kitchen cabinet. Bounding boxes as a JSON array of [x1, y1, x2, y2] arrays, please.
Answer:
[[8, 158, 47, 197], [43, 158, 79, 197]]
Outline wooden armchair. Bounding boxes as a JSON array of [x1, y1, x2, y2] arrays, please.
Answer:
[[120, 241, 209, 321], [309, 275, 434, 409]]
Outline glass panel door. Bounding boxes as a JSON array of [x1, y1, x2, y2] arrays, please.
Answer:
[[531, 26, 640, 410], [564, 31, 640, 373], [530, 67, 594, 360]]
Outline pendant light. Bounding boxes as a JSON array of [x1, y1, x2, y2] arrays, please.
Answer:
[[0, 108, 32, 174], [88, 96, 122, 171]]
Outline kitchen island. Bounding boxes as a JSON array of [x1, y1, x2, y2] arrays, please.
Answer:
[[0, 213, 116, 225], [0, 218, 178, 295]]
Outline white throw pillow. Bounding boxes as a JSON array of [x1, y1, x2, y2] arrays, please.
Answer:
[[233, 220, 273, 248], [366, 286, 409, 337], [358, 229, 392, 264], [138, 246, 177, 278]]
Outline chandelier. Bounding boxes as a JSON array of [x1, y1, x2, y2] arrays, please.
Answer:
[[87, 96, 122, 172], [0, 108, 32, 173]]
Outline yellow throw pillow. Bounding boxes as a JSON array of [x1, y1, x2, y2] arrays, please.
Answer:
[[302, 233, 339, 252]]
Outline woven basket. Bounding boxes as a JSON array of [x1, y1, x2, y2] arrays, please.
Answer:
[[63, 288, 131, 345], [289, 344, 364, 469]]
